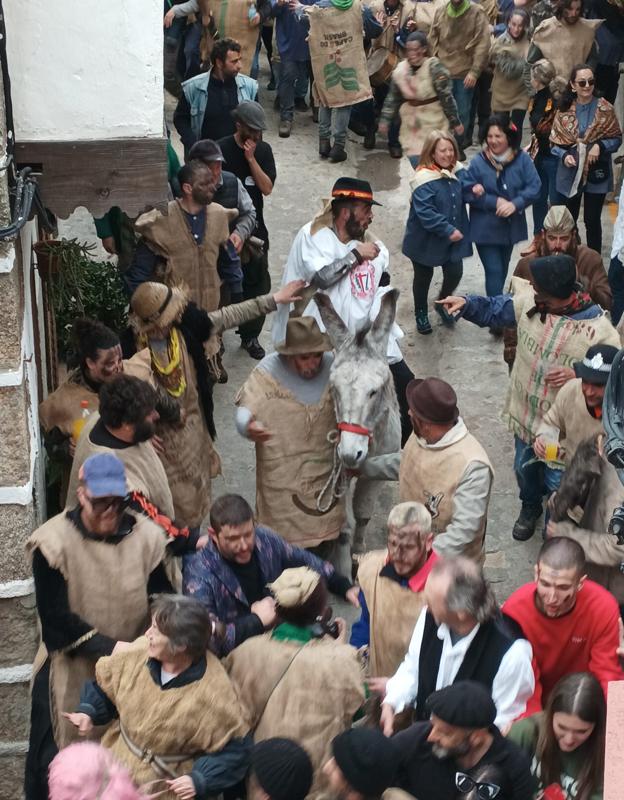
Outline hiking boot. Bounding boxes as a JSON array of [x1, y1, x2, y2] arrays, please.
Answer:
[[363, 131, 376, 149], [278, 119, 292, 138], [329, 144, 347, 163], [512, 504, 543, 541], [294, 97, 309, 112], [241, 337, 266, 360], [389, 144, 403, 159], [319, 138, 331, 159], [435, 303, 456, 326], [416, 309, 432, 335]]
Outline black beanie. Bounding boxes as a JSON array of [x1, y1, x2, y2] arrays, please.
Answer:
[[426, 681, 496, 729], [251, 738, 313, 800], [529, 254, 577, 299], [332, 729, 400, 796]]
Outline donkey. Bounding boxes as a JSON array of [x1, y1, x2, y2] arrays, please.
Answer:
[[313, 290, 401, 562]]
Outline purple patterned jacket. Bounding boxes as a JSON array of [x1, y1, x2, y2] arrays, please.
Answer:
[[182, 525, 351, 655]]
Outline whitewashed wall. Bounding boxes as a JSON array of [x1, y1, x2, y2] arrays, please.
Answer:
[[4, 0, 163, 141]]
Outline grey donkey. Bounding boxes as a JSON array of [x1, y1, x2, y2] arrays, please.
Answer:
[[313, 289, 401, 567]]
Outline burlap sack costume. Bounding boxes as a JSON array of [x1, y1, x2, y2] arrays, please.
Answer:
[[356, 550, 426, 677], [307, 2, 372, 108], [392, 57, 449, 156], [225, 634, 365, 800], [26, 513, 169, 749], [531, 17, 602, 80], [399, 431, 493, 563], [504, 278, 620, 444], [199, 0, 260, 75], [134, 200, 230, 358], [95, 642, 249, 795], [66, 412, 175, 519], [235, 367, 345, 548]]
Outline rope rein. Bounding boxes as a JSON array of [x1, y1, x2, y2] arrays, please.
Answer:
[[315, 423, 373, 513]]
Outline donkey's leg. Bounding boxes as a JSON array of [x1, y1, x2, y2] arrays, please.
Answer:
[[352, 476, 376, 555]]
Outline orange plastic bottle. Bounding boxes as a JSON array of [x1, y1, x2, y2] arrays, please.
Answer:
[[71, 400, 91, 442]]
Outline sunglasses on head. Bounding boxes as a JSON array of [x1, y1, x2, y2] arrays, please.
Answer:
[[456, 772, 501, 800], [575, 78, 595, 87]]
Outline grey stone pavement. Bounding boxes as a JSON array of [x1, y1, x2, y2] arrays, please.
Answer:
[[59, 67, 621, 622]]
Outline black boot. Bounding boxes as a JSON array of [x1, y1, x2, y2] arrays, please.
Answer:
[[512, 504, 543, 541]]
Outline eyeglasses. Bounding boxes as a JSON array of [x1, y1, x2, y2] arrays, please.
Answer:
[[575, 79, 595, 87], [456, 772, 501, 800]]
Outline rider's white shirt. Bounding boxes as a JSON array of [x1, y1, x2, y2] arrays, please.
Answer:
[[273, 222, 404, 363]]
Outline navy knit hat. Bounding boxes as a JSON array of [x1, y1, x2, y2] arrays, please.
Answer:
[[529, 254, 577, 299], [332, 729, 400, 796], [251, 738, 313, 800]]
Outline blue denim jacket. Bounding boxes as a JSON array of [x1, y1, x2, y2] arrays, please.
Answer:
[[182, 69, 258, 142]]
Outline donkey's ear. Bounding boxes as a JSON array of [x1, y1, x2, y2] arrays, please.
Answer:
[[313, 292, 351, 351], [368, 289, 399, 355]]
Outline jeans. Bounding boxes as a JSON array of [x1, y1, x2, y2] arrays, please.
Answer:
[[411, 259, 463, 312], [514, 436, 563, 507], [608, 255, 624, 325], [389, 359, 415, 447], [319, 105, 352, 147], [476, 243, 514, 296], [278, 59, 309, 120], [533, 151, 564, 235], [238, 248, 272, 340], [566, 190, 606, 255], [451, 79, 475, 150]]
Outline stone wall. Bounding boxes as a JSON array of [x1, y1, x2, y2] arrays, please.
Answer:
[[0, 73, 44, 796]]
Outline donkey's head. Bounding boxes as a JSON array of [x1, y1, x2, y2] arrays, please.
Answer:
[[314, 289, 399, 468]]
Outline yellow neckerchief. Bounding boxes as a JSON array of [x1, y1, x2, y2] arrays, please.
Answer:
[[142, 327, 187, 397]]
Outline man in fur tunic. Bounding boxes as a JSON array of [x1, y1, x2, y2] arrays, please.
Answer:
[[225, 568, 365, 800], [24, 455, 186, 800]]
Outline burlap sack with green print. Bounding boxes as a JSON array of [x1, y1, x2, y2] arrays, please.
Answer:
[[306, 2, 372, 108], [503, 278, 620, 444]]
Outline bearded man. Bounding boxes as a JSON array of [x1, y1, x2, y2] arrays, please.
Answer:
[[235, 316, 347, 564], [527, 0, 601, 80], [351, 502, 437, 680], [66, 374, 174, 518], [274, 177, 413, 445], [505, 206, 612, 367]]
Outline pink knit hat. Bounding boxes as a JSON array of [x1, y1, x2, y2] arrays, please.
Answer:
[[48, 742, 141, 800]]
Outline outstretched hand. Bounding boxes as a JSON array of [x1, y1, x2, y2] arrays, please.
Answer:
[[435, 296, 466, 316], [273, 279, 306, 305]]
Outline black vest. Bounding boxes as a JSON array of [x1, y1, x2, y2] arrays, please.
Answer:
[[414, 612, 516, 719], [213, 171, 239, 231]]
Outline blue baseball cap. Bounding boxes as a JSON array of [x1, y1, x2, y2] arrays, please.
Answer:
[[81, 453, 127, 498]]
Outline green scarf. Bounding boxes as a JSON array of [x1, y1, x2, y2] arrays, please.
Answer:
[[271, 623, 314, 644], [330, 0, 355, 9], [447, 0, 471, 16]]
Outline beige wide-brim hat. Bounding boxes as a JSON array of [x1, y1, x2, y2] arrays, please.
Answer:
[[130, 282, 188, 335], [276, 316, 333, 356]]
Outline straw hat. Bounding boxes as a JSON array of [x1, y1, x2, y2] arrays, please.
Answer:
[[130, 282, 188, 335], [276, 316, 333, 356]]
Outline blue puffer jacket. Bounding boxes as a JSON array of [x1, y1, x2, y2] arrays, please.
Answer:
[[402, 166, 472, 267], [462, 149, 541, 246]]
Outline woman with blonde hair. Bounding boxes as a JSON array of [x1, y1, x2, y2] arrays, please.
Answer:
[[401, 130, 471, 334], [508, 672, 606, 800]]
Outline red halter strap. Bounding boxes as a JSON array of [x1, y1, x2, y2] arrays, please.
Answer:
[[337, 421, 373, 439]]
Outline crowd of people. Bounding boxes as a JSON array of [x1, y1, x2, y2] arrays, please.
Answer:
[[27, 0, 624, 798]]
